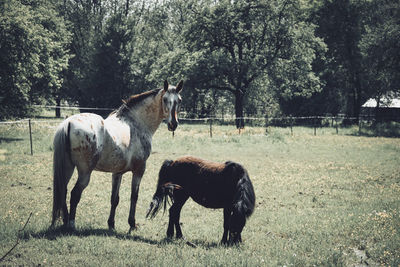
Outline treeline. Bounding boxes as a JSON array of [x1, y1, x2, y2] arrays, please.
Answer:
[[1, 0, 399, 127]]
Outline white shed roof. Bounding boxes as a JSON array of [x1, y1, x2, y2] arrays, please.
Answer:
[[362, 96, 400, 108]]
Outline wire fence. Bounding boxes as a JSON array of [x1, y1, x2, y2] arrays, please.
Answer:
[[1, 105, 399, 155]]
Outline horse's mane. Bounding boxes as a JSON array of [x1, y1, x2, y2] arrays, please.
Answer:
[[123, 89, 160, 108], [109, 88, 160, 117]]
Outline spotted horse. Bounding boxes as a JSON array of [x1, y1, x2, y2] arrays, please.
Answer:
[[51, 80, 183, 233]]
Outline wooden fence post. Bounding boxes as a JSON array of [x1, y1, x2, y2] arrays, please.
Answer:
[[335, 117, 339, 134], [28, 119, 33, 155], [314, 117, 317, 136], [290, 116, 293, 136], [209, 118, 213, 138]]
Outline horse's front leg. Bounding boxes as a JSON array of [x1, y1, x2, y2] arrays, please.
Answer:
[[108, 173, 123, 230], [128, 161, 146, 234]]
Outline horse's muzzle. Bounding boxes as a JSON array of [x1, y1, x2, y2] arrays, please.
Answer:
[[168, 121, 178, 131]]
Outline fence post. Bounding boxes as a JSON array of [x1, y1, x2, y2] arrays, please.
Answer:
[[290, 116, 293, 136], [28, 119, 33, 155], [335, 117, 339, 134], [265, 115, 268, 135], [209, 118, 213, 138], [314, 117, 317, 136]]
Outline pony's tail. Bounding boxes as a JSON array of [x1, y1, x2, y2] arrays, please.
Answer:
[[229, 162, 255, 219], [146, 160, 181, 219], [51, 121, 72, 227]]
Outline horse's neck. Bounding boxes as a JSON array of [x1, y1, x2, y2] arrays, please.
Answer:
[[129, 91, 164, 135]]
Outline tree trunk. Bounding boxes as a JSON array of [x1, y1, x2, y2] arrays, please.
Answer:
[[55, 97, 61, 118], [235, 90, 244, 129]]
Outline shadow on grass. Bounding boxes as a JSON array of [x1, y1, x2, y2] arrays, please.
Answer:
[[21, 226, 159, 246], [21, 227, 223, 249], [0, 137, 24, 143], [349, 123, 400, 138], [158, 237, 221, 249]]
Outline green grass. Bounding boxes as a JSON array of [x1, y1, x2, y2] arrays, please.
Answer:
[[0, 120, 399, 266]]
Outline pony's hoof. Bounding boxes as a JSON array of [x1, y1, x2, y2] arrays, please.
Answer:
[[65, 220, 75, 230]]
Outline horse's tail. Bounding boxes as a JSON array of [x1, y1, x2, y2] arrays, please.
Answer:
[[51, 121, 72, 227], [146, 160, 181, 219], [228, 162, 255, 219]]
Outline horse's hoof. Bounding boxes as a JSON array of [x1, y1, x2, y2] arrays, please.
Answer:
[[65, 220, 75, 230], [108, 221, 115, 230], [127, 224, 139, 235]]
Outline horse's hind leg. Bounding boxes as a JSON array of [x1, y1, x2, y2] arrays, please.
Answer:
[[228, 211, 246, 245], [221, 207, 232, 244], [108, 173, 122, 230], [167, 193, 188, 239], [68, 170, 91, 229]]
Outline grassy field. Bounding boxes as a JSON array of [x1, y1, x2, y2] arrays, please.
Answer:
[[0, 120, 399, 266]]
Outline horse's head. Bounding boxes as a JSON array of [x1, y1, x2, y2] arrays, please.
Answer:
[[162, 80, 183, 131]]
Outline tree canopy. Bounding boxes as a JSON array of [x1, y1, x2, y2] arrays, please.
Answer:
[[1, 0, 399, 124], [0, 0, 70, 119]]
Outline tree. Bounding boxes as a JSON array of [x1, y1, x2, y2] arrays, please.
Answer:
[[81, 12, 136, 115], [312, 0, 365, 118], [359, 0, 400, 111], [59, 0, 106, 113], [0, 0, 71, 119], [182, 0, 325, 128]]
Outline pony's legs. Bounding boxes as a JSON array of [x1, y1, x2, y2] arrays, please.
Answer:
[[228, 211, 246, 245], [128, 161, 146, 233], [221, 208, 232, 244], [167, 193, 189, 239], [68, 170, 91, 228], [108, 173, 123, 230]]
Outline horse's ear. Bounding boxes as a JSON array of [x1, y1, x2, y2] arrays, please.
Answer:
[[176, 80, 183, 93], [164, 80, 169, 92]]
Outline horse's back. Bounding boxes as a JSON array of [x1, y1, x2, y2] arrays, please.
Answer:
[[168, 157, 237, 208]]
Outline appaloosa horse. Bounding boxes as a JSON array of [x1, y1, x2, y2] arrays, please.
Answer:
[[51, 80, 183, 233]]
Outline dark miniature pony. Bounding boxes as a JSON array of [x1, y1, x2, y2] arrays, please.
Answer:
[[146, 156, 255, 245]]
